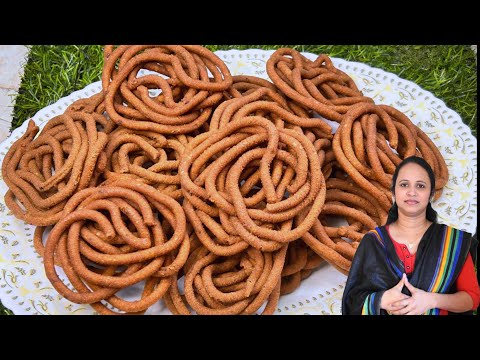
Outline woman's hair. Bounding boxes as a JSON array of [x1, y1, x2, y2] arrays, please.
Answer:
[[385, 156, 438, 224]]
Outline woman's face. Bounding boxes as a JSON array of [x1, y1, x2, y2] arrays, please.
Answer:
[[393, 162, 432, 219]]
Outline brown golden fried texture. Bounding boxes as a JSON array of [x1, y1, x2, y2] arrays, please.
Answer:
[[1, 45, 449, 314], [2, 93, 114, 226]]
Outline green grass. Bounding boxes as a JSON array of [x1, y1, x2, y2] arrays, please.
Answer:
[[0, 300, 13, 315], [11, 45, 477, 137], [1, 45, 477, 315], [12, 45, 104, 130]]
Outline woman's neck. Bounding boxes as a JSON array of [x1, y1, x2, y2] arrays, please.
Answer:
[[394, 214, 430, 233]]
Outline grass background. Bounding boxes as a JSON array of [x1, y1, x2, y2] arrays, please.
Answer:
[[1, 45, 477, 315]]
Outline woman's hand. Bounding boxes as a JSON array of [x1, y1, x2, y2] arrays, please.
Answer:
[[389, 275, 432, 315], [381, 273, 410, 314]]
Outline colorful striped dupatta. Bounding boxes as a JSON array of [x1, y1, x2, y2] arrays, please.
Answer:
[[341, 223, 475, 315]]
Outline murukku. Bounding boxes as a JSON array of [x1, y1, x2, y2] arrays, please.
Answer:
[[179, 115, 326, 255], [102, 45, 232, 135], [166, 244, 287, 314], [2, 45, 452, 315], [2, 100, 113, 226], [41, 179, 189, 314], [266, 48, 373, 123]]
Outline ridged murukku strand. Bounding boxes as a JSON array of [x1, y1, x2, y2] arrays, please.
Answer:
[[169, 244, 287, 314], [42, 179, 188, 314], [2, 45, 453, 315], [102, 45, 232, 135], [180, 115, 326, 254], [266, 48, 373, 123], [2, 103, 112, 226]]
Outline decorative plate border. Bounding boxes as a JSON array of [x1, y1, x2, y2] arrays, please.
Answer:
[[0, 49, 476, 315]]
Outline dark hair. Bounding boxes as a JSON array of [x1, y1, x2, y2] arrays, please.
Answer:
[[386, 156, 438, 224]]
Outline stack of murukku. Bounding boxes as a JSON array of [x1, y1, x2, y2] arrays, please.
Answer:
[[101, 126, 187, 200], [41, 177, 190, 315], [265, 48, 449, 276], [2, 92, 115, 226], [1, 45, 449, 314], [266, 48, 374, 123], [176, 90, 329, 312], [102, 45, 232, 135]]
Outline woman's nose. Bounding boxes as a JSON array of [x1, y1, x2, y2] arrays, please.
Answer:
[[407, 186, 417, 196]]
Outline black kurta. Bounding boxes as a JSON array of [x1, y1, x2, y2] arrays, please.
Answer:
[[341, 223, 477, 315]]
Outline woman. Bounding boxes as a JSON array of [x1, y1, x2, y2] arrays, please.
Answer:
[[341, 156, 479, 315]]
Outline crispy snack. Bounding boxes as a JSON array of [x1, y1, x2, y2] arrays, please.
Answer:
[[42, 179, 189, 314], [2, 46, 451, 314], [164, 244, 286, 315], [102, 45, 232, 135], [2, 94, 114, 226], [179, 114, 326, 254], [266, 48, 373, 123], [102, 127, 186, 200], [280, 240, 324, 295]]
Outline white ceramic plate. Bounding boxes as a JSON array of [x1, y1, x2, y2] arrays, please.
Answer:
[[0, 49, 476, 315]]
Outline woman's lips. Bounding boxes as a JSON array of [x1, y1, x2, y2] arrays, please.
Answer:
[[405, 200, 419, 205]]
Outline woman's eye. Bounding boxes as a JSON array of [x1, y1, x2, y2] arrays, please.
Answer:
[[400, 183, 407, 187], [418, 184, 425, 188]]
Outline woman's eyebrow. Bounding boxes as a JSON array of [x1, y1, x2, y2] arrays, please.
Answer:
[[398, 179, 427, 183]]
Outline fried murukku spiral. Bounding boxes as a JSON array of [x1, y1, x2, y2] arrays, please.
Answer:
[[41, 178, 189, 314], [179, 114, 326, 255], [164, 244, 287, 315], [2, 45, 452, 315], [266, 48, 374, 123], [2, 95, 115, 226], [280, 240, 324, 295], [102, 127, 186, 199], [102, 45, 232, 135]]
